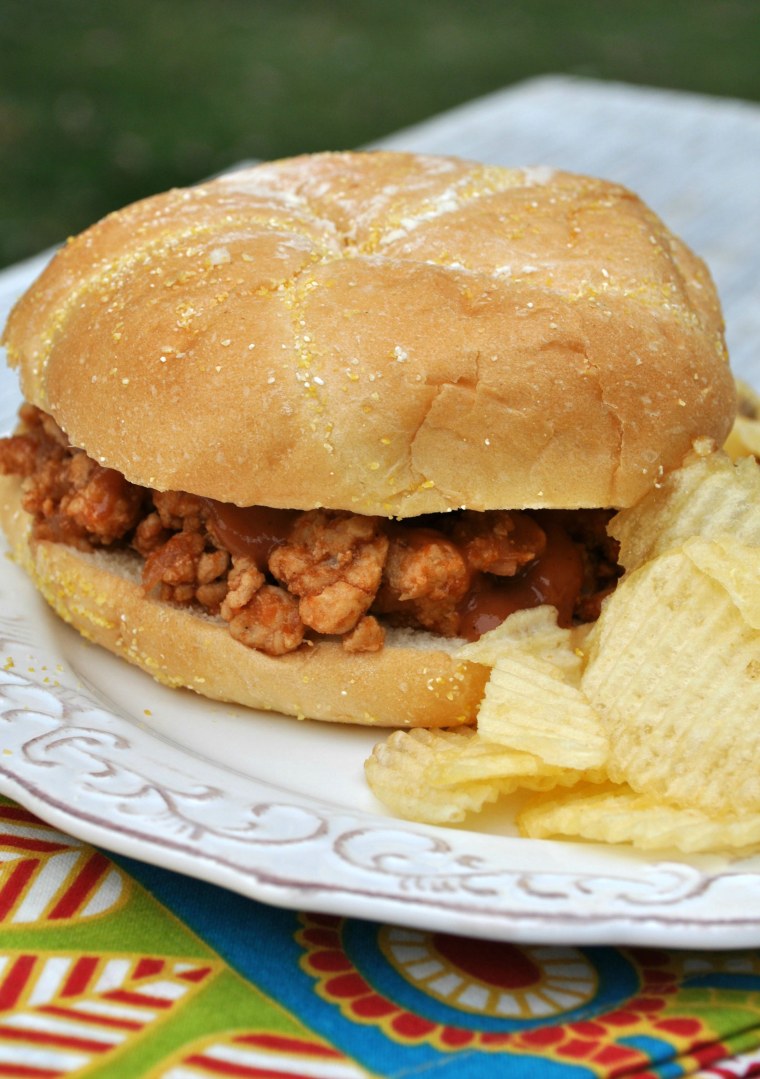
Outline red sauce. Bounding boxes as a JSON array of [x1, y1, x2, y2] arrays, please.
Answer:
[[203, 499, 297, 568], [455, 521, 585, 640], [201, 500, 595, 639], [458, 509, 547, 576]]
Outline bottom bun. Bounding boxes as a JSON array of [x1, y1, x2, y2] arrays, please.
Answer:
[[0, 475, 488, 727]]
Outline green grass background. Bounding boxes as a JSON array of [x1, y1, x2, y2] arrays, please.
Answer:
[[1, 0, 758, 267]]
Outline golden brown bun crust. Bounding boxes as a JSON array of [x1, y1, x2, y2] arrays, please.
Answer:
[[3, 151, 735, 513], [0, 474, 487, 726]]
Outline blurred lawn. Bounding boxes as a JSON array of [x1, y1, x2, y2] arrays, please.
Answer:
[[0, 0, 758, 266]]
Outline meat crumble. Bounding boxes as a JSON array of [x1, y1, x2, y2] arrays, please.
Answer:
[[0, 405, 622, 656], [2, 404, 146, 548]]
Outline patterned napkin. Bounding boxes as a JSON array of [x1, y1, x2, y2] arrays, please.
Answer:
[[1, 796, 760, 1078]]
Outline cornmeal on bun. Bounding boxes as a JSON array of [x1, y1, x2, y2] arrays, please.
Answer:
[[0, 151, 736, 725]]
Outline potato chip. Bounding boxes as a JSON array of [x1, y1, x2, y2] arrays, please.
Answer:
[[723, 378, 760, 461], [724, 416, 760, 462], [519, 783, 760, 854], [425, 738, 556, 786], [458, 604, 588, 683], [364, 722, 601, 824], [684, 535, 760, 629], [477, 652, 609, 770], [610, 450, 760, 572], [424, 735, 600, 789], [736, 378, 760, 416], [582, 549, 760, 815], [364, 727, 514, 823]]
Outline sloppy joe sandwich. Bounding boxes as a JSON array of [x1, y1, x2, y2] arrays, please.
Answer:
[[0, 151, 736, 725]]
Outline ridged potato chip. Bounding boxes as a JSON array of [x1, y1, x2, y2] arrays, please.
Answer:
[[724, 416, 760, 461], [364, 725, 596, 824], [610, 450, 760, 572], [425, 736, 603, 789], [519, 783, 760, 854], [458, 604, 588, 683], [684, 535, 760, 629], [582, 549, 760, 815], [724, 379, 760, 461], [477, 652, 609, 770], [365, 727, 518, 824], [737, 378, 760, 415], [426, 737, 564, 786]]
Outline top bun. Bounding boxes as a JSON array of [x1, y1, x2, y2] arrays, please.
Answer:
[[3, 151, 735, 514]]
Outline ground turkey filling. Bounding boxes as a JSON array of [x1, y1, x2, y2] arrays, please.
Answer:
[[0, 405, 622, 656]]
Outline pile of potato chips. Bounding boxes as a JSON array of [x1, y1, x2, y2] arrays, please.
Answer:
[[365, 384, 760, 854]]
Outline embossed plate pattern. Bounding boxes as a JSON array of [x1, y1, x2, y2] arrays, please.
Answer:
[[2, 261, 760, 949]]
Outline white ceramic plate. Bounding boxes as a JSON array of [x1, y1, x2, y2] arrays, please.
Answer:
[[2, 356, 760, 949]]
